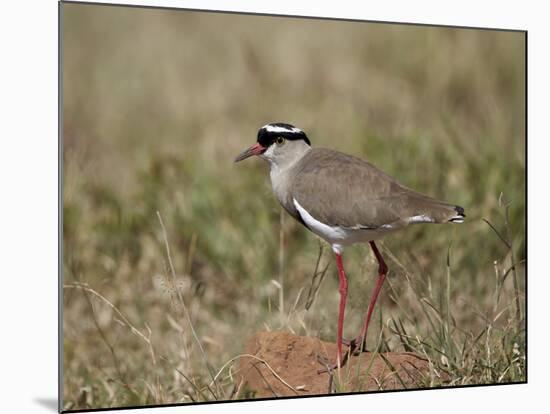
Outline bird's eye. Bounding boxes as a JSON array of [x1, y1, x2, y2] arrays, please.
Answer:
[[276, 136, 285, 146]]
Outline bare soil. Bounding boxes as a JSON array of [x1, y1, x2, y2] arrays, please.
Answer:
[[237, 331, 444, 398]]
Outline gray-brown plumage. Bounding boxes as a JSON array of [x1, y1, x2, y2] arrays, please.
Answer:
[[285, 147, 464, 231]]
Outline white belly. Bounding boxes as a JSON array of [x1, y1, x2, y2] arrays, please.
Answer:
[[292, 198, 395, 249]]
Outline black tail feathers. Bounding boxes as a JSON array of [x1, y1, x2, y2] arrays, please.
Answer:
[[449, 205, 466, 223]]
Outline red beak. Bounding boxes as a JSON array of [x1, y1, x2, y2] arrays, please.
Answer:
[[234, 143, 266, 162]]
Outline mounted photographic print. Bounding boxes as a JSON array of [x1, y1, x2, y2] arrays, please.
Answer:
[[61, 1, 526, 411]]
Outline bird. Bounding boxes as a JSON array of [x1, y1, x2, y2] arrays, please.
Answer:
[[234, 122, 465, 370]]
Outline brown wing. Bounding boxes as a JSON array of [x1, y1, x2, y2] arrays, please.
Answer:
[[289, 148, 461, 229]]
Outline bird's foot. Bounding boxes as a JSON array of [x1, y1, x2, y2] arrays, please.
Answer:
[[316, 337, 370, 374], [341, 337, 354, 347], [342, 336, 370, 356], [316, 347, 355, 374], [316, 354, 339, 374], [316, 354, 331, 372]]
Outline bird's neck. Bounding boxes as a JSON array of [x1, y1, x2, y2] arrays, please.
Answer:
[[269, 145, 311, 207], [267, 143, 311, 176]]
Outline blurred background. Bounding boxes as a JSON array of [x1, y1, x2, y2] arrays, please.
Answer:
[[62, 3, 525, 410]]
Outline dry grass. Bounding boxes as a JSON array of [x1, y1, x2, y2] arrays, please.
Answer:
[[62, 3, 525, 410]]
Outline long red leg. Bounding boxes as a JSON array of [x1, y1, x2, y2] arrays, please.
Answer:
[[354, 241, 388, 352], [334, 250, 348, 368]]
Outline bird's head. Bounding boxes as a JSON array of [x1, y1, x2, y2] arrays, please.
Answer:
[[234, 123, 311, 166]]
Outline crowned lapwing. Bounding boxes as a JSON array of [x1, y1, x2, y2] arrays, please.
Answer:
[[235, 123, 465, 370]]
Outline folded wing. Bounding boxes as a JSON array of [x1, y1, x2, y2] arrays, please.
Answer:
[[289, 148, 464, 231]]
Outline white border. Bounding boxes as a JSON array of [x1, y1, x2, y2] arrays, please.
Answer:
[[1, 1, 545, 413]]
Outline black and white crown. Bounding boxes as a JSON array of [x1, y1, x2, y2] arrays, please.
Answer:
[[257, 123, 311, 147]]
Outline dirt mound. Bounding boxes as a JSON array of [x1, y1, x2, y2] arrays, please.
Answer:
[[237, 331, 442, 398]]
